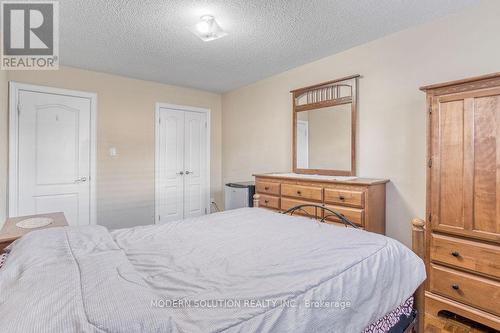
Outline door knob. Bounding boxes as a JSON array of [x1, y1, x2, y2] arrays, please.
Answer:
[[74, 177, 87, 183], [177, 171, 184, 175], [185, 171, 192, 175]]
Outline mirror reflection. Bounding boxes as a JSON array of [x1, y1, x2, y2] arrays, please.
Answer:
[[296, 104, 352, 171]]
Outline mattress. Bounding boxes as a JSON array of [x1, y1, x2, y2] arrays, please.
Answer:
[[0, 208, 425, 332]]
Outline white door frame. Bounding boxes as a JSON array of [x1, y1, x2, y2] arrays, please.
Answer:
[[155, 102, 211, 223], [8, 81, 98, 224]]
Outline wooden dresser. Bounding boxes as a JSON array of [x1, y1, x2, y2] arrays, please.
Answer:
[[253, 173, 389, 234], [421, 73, 500, 330]]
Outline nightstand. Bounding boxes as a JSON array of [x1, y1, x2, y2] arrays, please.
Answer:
[[0, 212, 68, 252]]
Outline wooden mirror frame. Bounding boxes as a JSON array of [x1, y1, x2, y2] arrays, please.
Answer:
[[291, 74, 359, 176]]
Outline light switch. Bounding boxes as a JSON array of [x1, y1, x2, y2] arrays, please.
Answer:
[[109, 147, 118, 157]]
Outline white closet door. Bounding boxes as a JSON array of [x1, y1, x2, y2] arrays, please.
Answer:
[[183, 111, 207, 218], [17, 90, 91, 226], [157, 108, 185, 223]]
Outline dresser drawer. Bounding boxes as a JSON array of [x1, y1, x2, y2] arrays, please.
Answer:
[[281, 184, 322, 201], [255, 181, 280, 196], [281, 198, 321, 217], [324, 205, 364, 227], [431, 234, 500, 279], [430, 265, 500, 316], [324, 188, 365, 208], [258, 194, 280, 210]]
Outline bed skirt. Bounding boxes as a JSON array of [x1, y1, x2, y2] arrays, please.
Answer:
[[0, 252, 7, 269], [363, 297, 415, 333]]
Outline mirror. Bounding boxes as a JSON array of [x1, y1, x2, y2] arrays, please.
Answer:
[[292, 75, 358, 176], [296, 104, 352, 171]]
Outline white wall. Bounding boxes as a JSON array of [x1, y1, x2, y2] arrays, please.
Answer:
[[222, 0, 500, 246]]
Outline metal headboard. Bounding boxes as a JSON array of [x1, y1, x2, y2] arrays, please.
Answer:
[[281, 204, 359, 229]]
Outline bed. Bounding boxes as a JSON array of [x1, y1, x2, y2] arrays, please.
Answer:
[[0, 207, 426, 333]]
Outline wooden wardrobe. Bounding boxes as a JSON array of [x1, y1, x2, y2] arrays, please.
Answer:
[[421, 73, 500, 330]]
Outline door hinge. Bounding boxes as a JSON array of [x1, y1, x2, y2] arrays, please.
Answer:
[[159, 117, 161, 124], [17, 102, 21, 115], [428, 213, 432, 222], [158, 215, 161, 221], [205, 207, 208, 214], [205, 122, 207, 128], [428, 105, 432, 115], [428, 158, 432, 168]]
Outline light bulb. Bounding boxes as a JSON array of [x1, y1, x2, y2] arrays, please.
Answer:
[[190, 15, 227, 41], [196, 20, 210, 34]]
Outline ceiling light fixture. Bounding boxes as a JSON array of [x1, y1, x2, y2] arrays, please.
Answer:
[[191, 15, 227, 42]]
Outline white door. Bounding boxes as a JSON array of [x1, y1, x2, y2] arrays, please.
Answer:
[[157, 107, 208, 223], [15, 89, 92, 226], [157, 109, 185, 222], [183, 111, 207, 218], [296, 120, 309, 169]]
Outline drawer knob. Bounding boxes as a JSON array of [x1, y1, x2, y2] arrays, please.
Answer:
[[264, 200, 269, 204], [451, 251, 460, 257], [451, 284, 460, 290], [339, 196, 345, 201], [297, 191, 302, 195], [264, 187, 269, 191]]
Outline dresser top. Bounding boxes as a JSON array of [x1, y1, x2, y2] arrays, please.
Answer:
[[253, 173, 389, 185]]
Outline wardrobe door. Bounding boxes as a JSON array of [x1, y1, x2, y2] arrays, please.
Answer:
[[430, 89, 500, 242], [471, 90, 500, 241]]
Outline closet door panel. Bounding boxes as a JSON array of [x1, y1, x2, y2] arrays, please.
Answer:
[[184, 111, 207, 218], [158, 109, 185, 223]]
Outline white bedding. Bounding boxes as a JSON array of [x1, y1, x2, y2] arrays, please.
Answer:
[[0, 208, 425, 333]]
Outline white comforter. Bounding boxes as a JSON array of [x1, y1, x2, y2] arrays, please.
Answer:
[[0, 208, 425, 333]]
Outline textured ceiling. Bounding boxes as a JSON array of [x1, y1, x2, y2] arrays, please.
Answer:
[[54, 0, 480, 92]]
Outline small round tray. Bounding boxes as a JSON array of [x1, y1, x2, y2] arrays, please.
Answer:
[[16, 217, 54, 229]]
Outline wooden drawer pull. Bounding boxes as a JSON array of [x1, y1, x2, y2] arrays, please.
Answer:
[[264, 200, 269, 204], [264, 186, 269, 190], [451, 284, 460, 290], [451, 251, 460, 257], [297, 191, 302, 195], [339, 196, 345, 201]]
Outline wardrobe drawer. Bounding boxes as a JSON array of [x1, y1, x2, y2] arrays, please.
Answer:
[[281, 198, 321, 217], [323, 205, 364, 227], [258, 194, 280, 210], [430, 265, 500, 316], [255, 181, 280, 196], [281, 184, 322, 201], [431, 233, 500, 279], [324, 188, 364, 208]]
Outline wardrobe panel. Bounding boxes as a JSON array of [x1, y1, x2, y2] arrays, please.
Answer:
[[438, 100, 466, 230], [473, 96, 500, 235]]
